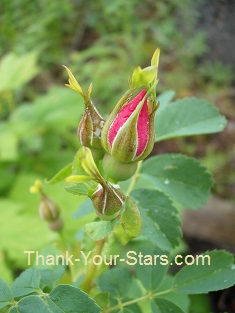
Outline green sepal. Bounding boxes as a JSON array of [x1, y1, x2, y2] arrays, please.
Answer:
[[63, 65, 84, 96], [91, 183, 126, 217], [110, 99, 144, 162], [65, 175, 93, 183], [64, 66, 104, 148], [65, 181, 98, 197], [72, 149, 88, 176], [151, 48, 160, 68], [45, 163, 72, 185], [120, 196, 142, 239], [85, 219, 121, 240], [80, 147, 103, 180], [131, 65, 158, 89]]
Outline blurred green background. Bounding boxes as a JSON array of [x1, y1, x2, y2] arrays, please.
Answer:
[[0, 0, 234, 311]]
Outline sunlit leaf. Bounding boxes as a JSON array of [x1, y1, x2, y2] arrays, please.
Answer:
[[132, 189, 181, 251], [139, 154, 213, 209], [155, 98, 227, 141]]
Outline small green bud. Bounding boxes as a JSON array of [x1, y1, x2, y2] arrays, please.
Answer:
[[39, 194, 60, 222], [48, 218, 64, 232], [63, 66, 105, 149], [103, 153, 137, 182], [91, 183, 126, 220], [77, 100, 105, 148]]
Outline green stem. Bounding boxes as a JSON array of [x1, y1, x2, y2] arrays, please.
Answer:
[[126, 161, 142, 196], [105, 288, 176, 312], [81, 238, 106, 293]]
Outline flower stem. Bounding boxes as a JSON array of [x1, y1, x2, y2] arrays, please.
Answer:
[[126, 161, 142, 196], [81, 238, 106, 293], [105, 288, 176, 312]]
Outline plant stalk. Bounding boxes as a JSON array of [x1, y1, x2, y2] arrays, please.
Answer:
[[81, 238, 106, 293]]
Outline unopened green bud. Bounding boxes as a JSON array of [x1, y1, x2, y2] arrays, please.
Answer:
[[63, 66, 105, 149], [39, 195, 60, 222], [48, 218, 64, 232], [103, 153, 138, 182], [91, 183, 126, 220], [77, 100, 105, 148]]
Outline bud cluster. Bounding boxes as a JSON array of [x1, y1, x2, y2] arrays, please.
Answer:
[[63, 49, 160, 221]]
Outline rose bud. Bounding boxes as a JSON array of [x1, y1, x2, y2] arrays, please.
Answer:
[[91, 183, 126, 220], [77, 96, 105, 149], [39, 194, 60, 222], [39, 194, 64, 232], [101, 89, 158, 163], [63, 66, 105, 149], [48, 218, 64, 232], [66, 147, 126, 220]]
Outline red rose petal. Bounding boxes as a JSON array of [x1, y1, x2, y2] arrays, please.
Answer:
[[136, 98, 149, 157], [108, 90, 147, 146]]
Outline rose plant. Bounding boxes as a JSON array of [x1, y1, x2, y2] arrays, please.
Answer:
[[1, 49, 234, 313]]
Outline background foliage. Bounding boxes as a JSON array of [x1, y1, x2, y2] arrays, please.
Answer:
[[0, 0, 234, 312]]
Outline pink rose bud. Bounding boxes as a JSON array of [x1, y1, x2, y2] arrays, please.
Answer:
[[101, 90, 158, 163]]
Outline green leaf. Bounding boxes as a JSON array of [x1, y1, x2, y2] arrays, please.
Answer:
[[0, 279, 13, 309], [9, 87, 84, 137], [155, 97, 227, 141], [47, 285, 101, 312], [120, 196, 142, 239], [157, 90, 175, 108], [152, 298, 186, 313], [11, 268, 41, 298], [153, 276, 189, 312], [0, 132, 18, 161], [85, 219, 120, 241], [45, 163, 72, 184], [0, 52, 39, 92], [3, 172, 84, 267], [131, 189, 181, 251], [94, 292, 110, 310], [40, 266, 65, 289], [140, 154, 213, 209], [0, 198, 57, 268], [72, 199, 95, 219], [65, 183, 89, 196], [98, 268, 132, 298], [134, 244, 169, 292], [16, 295, 52, 313], [174, 250, 235, 294]]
